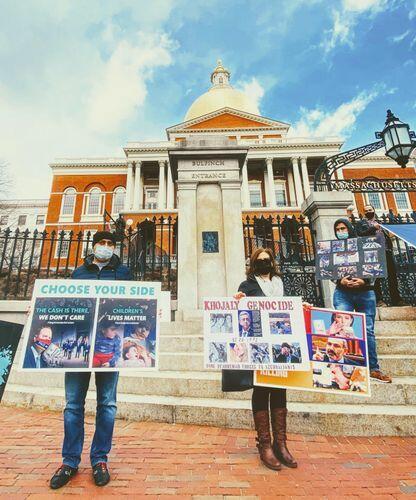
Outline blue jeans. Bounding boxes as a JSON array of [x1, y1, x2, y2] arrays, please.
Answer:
[[333, 288, 379, 371], [62, 372, 119, 468]]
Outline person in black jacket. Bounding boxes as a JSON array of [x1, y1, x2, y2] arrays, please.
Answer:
[[355, 204, 402, 306], [222, 247, 297, 471]]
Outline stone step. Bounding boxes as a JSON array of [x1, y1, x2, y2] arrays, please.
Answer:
[[159, 334, 416, 355], [378, 306, 416, 321], [375, 320, 416, 336], [7, 366, 416, 406], [379, 355, 416, 377], [3, 383, 416, 436]]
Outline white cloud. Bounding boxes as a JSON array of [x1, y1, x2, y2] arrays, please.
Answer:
[[322, 0, 390, 53], [389, 30, 411, 43], [87, 32, 176, 134], [288, 89, 379, 139], [235, 77, 265, 114]]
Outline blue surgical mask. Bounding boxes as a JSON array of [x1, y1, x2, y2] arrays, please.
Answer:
[[336, 232, 349, 240], [94, 245, 114, 261]]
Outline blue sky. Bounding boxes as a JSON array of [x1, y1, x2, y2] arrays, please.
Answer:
[[0, 0, 415, 198]]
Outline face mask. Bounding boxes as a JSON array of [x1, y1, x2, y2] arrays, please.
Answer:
[[254, 259, 272, 275], [336, 232, 349, 240], [94, 245, 114, 261], [35, 337, 51, 350], [365, 211, 375, 220]]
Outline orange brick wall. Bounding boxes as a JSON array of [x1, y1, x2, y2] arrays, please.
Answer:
[[186, 113, 271, 129]]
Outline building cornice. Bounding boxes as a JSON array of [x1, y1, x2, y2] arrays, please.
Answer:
[[50, 158, 127, 169]]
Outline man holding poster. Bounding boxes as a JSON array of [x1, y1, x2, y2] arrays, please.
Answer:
[[50, 231, 132, 490]]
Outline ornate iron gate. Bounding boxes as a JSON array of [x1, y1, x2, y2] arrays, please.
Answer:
[[243, 215, 324, 306]]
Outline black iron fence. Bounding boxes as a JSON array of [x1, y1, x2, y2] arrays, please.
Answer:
[[0, 216, 178, 300], [243, 215, 324, 306], [351, 211, 416, 306]]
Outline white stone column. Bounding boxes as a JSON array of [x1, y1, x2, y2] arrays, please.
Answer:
[[166, 160, 174, 209], [291, 157, 304, 207], [302, 191, 354, 307], [158, 160, 166, 210], [300, 157, 311, 199], [126, 161, 134, 210], [266, 157, 277, 208], [177, 183, 198, 311], [287, 166, 296, 207], [241, 159, 250, 208], [133, 161, 143, 210]]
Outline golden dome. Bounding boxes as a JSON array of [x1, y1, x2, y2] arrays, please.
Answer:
[[184, 60, 258, 121]]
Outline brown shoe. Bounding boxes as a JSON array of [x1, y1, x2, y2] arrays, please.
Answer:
[[253, 410, 282, 471], [271, 408, 298, 468], [370, 370, 392, 383]]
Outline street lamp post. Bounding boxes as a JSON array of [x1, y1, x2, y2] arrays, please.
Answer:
[[314, 110, 416, 192]]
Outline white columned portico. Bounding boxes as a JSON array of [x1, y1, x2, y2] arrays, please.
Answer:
[[166, 160, 175, 209], [126, 161, 134, 210], [133, 161, 143, 210], [287, 165, 296, 207], [241, 159, 250, 208], [291, 157, 304, 206], [266, 157, 276, 208], [158, 160, 166, 210], [300, 157, 311, 198]]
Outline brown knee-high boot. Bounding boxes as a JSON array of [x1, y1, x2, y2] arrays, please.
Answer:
[[253, 410, 282, 471], [271, 408, 297, 468]]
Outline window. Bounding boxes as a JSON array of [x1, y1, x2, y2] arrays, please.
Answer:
[[112, 187, 126, 214], [61, 188, 76, 216], [18, 215, 27, 226], [249, 184, 262, 208], [55, 231, 71, 259], [365, 193, 385, 212], [394, 192, 410, 212], [87, 188, 102, 215], [82, 230, 97, 257], [36, 215, 45, 225], [144, 188, 158, 209], [0, 215, 8, 225], [274, 181, 287, 207]]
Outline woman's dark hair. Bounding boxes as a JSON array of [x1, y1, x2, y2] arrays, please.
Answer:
[[246, 247, 281, 278], [331, 312, 354, 326]]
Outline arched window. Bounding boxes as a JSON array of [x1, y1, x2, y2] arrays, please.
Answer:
[[61, 188, 76, 216], [112, 187, 126, 214], [86, 187, 102, 215]]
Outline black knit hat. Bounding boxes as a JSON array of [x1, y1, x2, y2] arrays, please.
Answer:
[[93, 231, 116, 246]]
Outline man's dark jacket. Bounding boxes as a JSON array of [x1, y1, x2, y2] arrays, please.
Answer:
[[71, 254, 132, 281]]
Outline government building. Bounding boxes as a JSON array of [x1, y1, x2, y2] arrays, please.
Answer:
[[45, 60, 416, 242]]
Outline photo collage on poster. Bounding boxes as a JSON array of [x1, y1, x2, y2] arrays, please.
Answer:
[[0, 320, 24, 401], [21, 279, 160, 371], [315, 236, 387, 280], [255, 307, 371, 397], [204, 296, 309, 371]]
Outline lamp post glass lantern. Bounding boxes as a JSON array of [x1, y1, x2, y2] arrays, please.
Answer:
[[376, 110, 416, 168]]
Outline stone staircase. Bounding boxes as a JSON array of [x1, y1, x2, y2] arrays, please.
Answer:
[[3, 307, 416, 436]]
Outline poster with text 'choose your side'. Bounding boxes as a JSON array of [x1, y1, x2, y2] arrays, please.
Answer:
[[20, 279, 160, 372], [204, 296, 309, 371]]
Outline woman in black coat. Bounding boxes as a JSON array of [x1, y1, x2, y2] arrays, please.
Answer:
[[222, 247, 297, 471]]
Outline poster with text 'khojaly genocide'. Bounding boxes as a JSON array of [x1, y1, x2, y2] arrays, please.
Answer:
[[20, 279, 160, 372], [315, 236, 387, 280], [0, 320, 24, 402], [255, 307, 371, 397], [204, 296, 309, 372]]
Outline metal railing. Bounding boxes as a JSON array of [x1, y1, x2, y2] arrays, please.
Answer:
[[243, 214, 324, 306], [0, 215, 178, 300]]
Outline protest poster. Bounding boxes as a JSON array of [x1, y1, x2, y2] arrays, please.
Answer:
[[21, 279, 160, 371], [255, 307, 371, 397], [203, 296, 309, 371], [0, 320, 24, 401], [315, 236, 387, 280]]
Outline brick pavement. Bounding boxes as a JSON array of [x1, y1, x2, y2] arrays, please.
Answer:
[[0, 406, 415, 499]]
